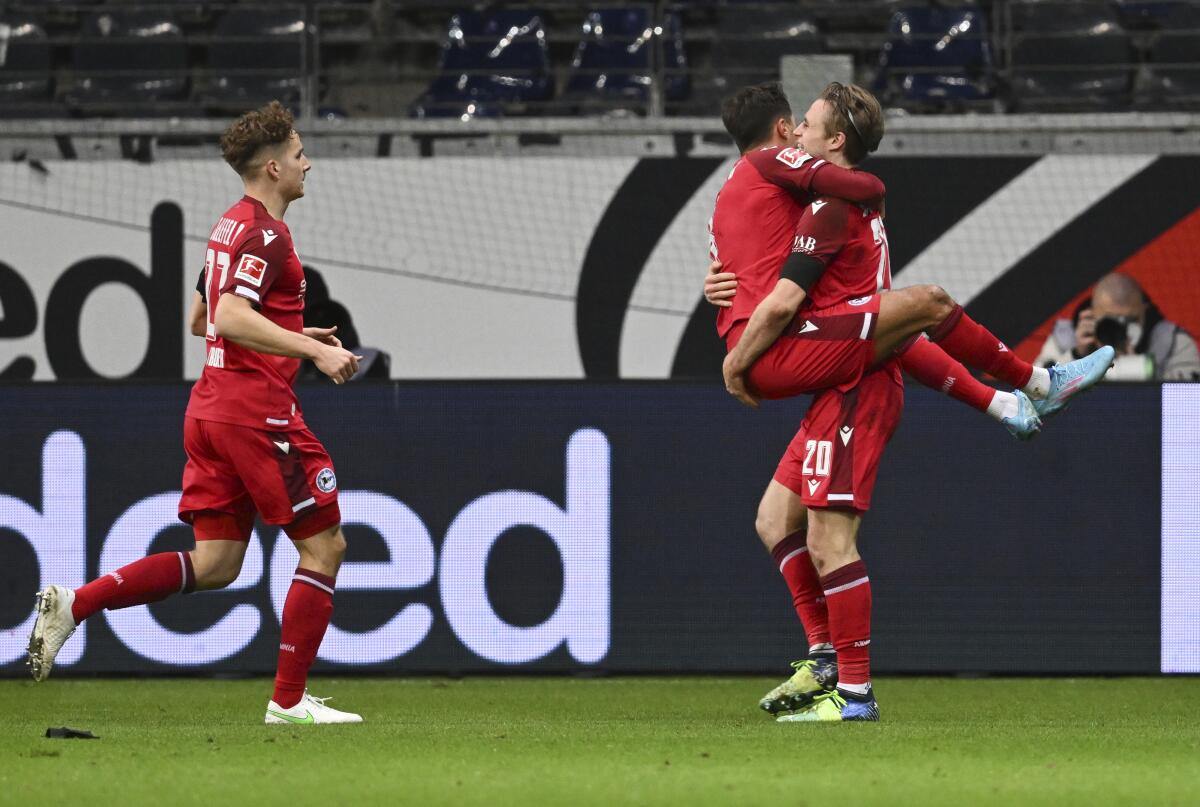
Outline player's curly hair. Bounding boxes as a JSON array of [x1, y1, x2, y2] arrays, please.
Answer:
[[220, 101, 295, 177]]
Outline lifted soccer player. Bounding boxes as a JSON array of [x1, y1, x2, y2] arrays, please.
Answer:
[[28, 102, 365, 726], [707, 83, 1114, 722], [705, 84, 1053, 718]]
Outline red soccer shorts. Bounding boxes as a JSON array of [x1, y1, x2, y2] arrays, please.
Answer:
[[179, 416, 340, 540], [728, 295, 881, 400], [774, 361, 904, 512]]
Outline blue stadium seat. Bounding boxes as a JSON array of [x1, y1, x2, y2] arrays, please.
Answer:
[[562, 9, 688, 115], [1145, 3, 1200, 104], [0, 16, 54, 116], [206, 6, 306, 110], [66, 9, 188, 114], [876, 6, 994, 111], [1010, 2, 1134, 111], [410, 10, 552, 119]]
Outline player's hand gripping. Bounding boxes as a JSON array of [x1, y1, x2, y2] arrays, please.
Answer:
[[314, 342, 362, 385], [722, 353, 760, 409], [704, 259, 738, 307], [304, 325, 342, 348]]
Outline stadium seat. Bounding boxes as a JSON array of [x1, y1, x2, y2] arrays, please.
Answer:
[[876, 6, 994, 111], [561, 9, 689, 115], [410, 10, 552, 119], [66, 9, 188, 114], [688, 8, 820, 115], [1115, 0, 1189, 29], [1144, 3, 1200, 105], [0, 16, 54, 117], [206, 6, 306, 110], [1010, 2, 1134, 111]]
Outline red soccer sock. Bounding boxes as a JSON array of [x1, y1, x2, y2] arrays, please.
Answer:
[[898, 335, 994, 413], [769, 531, 830, 648], [821, 559, 872, 688], [273, 568, 336, 709], [928, 304, 1033, 390], [71, 551, 194, 623]]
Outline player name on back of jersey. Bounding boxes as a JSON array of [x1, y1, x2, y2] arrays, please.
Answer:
[[210, 217, 247, 247]]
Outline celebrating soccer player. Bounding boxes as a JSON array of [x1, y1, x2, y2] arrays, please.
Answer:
[[28, 102, 365, 725], [706, 83, 1115, 721]]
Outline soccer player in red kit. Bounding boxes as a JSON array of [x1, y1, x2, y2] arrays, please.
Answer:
[[27, 102, 366, 725], [709, 84, 1114, 721]]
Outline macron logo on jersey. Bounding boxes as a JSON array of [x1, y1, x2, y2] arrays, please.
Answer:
[[234, 254, 268, 287], [811, 200, 828, 214], [262, 229, 279, 246]]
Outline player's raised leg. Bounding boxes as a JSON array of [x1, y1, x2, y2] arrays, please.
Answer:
[[778, 508, 878, 722], [266, 513, 362, 725], [28, 529, 249, 682], [897, 335, 1041, 440], [755, 481, 838, 714], [874, 285, 1114, 418]]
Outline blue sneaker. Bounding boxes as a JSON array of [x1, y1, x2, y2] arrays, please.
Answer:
[[1001, 391, 1042, 441], [1033, 346, 1116, 420], [776, 688, 880, 722]]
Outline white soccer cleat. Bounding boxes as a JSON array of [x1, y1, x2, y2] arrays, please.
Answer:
[[265, 691, 363, 725], [27, 585, 78, 682]]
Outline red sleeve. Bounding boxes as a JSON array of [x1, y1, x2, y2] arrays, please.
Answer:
[[806, 162, 885, 207], [746, 146, 885, 207], [220, 228, 289, 307], [745, 147, 824, 199], [791, 198, 851, 267]]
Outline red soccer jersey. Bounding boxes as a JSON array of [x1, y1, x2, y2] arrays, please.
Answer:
[[791, 195, 893, 312], [711, 146, 885, 338], [186, 195, 308, 431]]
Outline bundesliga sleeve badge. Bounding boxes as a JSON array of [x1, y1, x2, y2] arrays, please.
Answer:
[[234, 254, 269, 286]]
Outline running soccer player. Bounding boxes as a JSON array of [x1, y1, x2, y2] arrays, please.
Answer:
[[708, 83, 1114, 721], [27, 102, 365, 726]]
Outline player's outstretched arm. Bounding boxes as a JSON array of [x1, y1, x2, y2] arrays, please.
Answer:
[[749, 148, 884, 208], [722, 278, 807, 408], [215, 294, 361, 383], [806, 162, 884, 207]]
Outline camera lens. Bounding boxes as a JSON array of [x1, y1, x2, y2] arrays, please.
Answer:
[[1094, 316, 1129, 348]]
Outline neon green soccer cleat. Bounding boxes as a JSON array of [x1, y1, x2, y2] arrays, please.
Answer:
[[758, 656, 838, 715], [776, 689, 880, 722]]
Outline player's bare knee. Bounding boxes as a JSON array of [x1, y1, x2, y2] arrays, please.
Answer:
[[330, 529, 347, 565], [923, 285, 956, 324], [754, 510, 784, 549], [301, 527, 346, 573]]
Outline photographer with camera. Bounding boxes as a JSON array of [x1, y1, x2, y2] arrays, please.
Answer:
[[1036, 273, 1200, 381]]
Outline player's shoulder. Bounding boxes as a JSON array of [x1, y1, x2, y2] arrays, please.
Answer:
[[232, 216, 291, 257], [745, 145, 823, 174]]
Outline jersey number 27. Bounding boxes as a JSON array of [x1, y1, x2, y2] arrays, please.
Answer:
[[204, 248, 231, 341]]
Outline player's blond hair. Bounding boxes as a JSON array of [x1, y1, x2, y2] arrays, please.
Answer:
[[819, 82, 883, 164], [220, 101, 295, 177]]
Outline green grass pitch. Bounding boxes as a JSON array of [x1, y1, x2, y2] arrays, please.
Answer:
[[4, 677, 1199, 806]]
